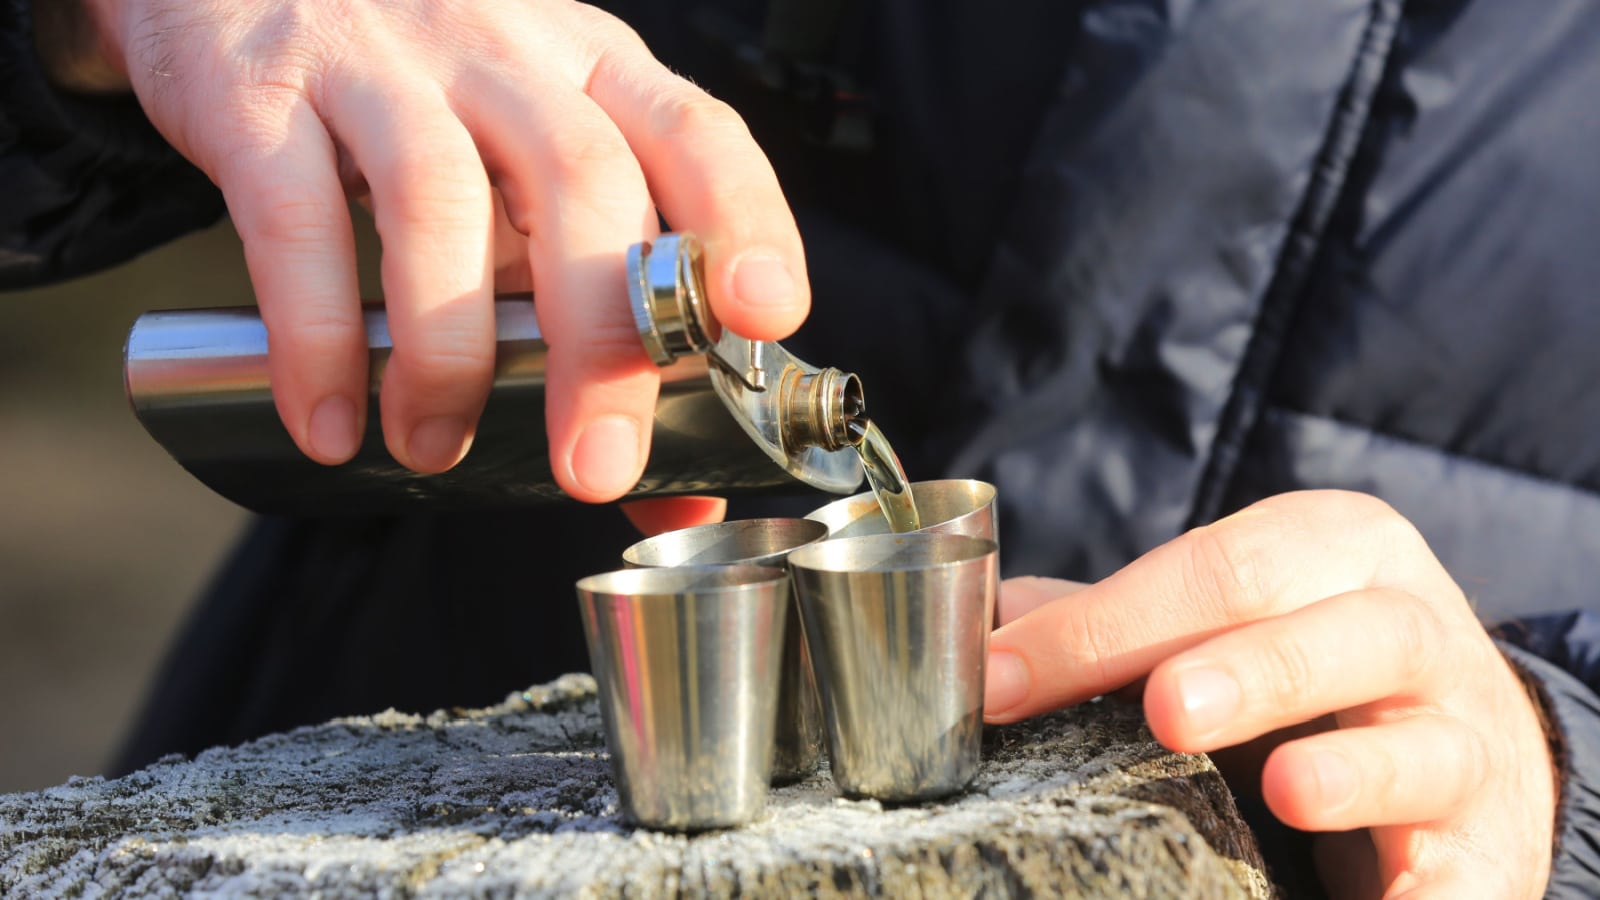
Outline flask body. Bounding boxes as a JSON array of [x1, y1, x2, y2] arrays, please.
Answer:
[[124, 297, 860, 515]]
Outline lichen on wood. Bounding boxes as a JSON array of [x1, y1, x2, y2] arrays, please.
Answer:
[[1, 674, 1271, 898]]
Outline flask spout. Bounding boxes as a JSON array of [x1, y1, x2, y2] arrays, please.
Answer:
[[779, 367, 863, 452]]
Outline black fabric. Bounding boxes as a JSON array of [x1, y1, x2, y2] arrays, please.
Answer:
[[0, 0, 223, 288], [5, 0, 1600, 893], [114, 506, 637, 771]]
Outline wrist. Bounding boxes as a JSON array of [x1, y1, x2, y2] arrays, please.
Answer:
[[33, 0, 131, 95], [1496, 643, 1588, 895]]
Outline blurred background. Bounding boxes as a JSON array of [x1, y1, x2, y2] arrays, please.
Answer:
[[0, 214, 381, 794]]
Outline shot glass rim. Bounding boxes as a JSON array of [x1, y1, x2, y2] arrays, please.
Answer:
[[804, 478, 997, 535], [619, 516, 829, 568], [786, 532, 998, 575], [576, 563, 789, 599]]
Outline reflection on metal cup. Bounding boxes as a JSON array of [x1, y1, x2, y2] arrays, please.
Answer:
[[620, 518, 829, 782], [787, 533, 999, 802], [806, 480, 1001, 627], [805, 478, 998, 541], [576, 564, 789, 830], [621, 518, 829, 569]]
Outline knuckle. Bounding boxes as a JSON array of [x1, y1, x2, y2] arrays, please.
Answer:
[[223, 6, 332, 97], [1323, 490, 1435, 565], [382, 193, 487, 237], [1363, 740, 1401, 803], [207, 93, 304, 177], [556, 317, 652, 370], [1057, 605, 1124, 692], [1368, 499, 1427, 553], [1270, 489, 1415, 547], [651, 92, 748, 145], [1386, 591, 1446, 688], [268, 313, 363, 359], [237, 53, 318, 98], [1184, 524, 1271, 622], [235, 189, 341, 249], [1254, 636, 1319, 712], [225, 92, 298, 140], [695, 174, 783, 232], [393, 341, 495, 390], [1281, 488, 1392, 523], [1319, 488, 1395, 519], [571, 5, 650, 55], [1455, 723, 1494, 798], [540, 129, 638, 189], [376, 153, 489, 234]]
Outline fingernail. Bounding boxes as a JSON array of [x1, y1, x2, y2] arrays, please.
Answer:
[[572, 415, 641, 497], [406, 416, 468, 472], [1173, 666, 1240, 738], [731, 251, 797, 308], [307, 396, 360, 462], [1309, 748, 1359, 812], [984, 651, 1030, 717]]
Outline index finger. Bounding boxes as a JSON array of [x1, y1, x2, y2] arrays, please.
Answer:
[[983, 491, 1451, 723], [212, 94, 367, 466], [580, 11, 810, 342]]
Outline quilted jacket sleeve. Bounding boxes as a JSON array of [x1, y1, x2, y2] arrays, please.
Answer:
[[0, 0, 222, 290], [1498, 612, 1600, 897]]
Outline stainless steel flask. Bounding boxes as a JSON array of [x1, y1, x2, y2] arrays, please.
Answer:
[[123, 233, 865, 515]]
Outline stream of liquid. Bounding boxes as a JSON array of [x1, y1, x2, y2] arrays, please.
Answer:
[[846, 418, 922, 533]]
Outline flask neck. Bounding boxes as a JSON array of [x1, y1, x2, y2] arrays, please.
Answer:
[[630, 233, 868, 464]]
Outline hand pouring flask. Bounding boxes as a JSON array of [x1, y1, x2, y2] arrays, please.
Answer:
[[123, 233, 865, 515]]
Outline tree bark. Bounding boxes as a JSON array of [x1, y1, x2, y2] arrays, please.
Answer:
[[0, 674, 1273, 897]]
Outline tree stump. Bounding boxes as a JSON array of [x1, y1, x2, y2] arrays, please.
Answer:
[[0, 674, 1272, 897]]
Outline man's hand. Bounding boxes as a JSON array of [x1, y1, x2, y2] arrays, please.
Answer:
[[987, 491, 1556, 898], [78, 0, 809, 497]]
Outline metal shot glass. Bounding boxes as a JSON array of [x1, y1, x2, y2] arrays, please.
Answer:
[[621, 518, 829, 782], [576, 564, 789, 831], [787, 533, 999, 802], [805, 478, 998, 541], [806, 479, 1001, 627]]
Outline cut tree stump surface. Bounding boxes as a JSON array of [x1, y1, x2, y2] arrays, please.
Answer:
[[0, 674, 1272, 897]]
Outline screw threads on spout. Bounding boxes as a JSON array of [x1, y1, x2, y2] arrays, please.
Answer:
[[780, 367, 864, 452]]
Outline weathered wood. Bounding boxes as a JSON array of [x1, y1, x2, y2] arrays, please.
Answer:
[[0, 674, 1271, 897]]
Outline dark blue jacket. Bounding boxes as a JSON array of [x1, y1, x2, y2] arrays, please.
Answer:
[[5, 0, 1597, 894]]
